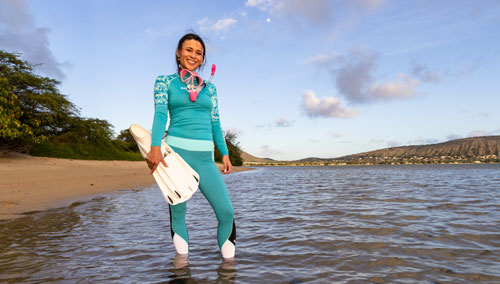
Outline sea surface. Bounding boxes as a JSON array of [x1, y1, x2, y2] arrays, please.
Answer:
[[1, 164, 499, 283]]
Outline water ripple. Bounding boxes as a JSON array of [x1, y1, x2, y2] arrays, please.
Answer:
[[1, 164, 499, 283]]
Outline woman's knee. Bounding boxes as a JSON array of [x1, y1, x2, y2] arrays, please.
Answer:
[[169, 203, 187, 220], [215, 205, 234, 223]]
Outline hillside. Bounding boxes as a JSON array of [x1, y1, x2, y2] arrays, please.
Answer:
[[339, 136, 500, 160], [240, 150, 275, 163], [244, 136, 500, 166]]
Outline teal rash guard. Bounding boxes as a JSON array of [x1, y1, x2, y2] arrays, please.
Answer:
[[151, 72, 229, 156]]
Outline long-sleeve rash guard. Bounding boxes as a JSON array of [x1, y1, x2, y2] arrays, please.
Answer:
[[151, 73, 229, 156]]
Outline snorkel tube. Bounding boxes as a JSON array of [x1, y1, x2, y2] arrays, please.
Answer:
[[207, 64, 216, 85]]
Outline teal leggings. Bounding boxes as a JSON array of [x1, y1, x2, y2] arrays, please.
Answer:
[[168, 145, 236, 249]]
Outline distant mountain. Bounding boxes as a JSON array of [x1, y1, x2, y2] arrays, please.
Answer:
[[338, 136, 500, 160], [243, 136, 500, 166], [240, 150, 275, 163], [296, 157, 330, 162]]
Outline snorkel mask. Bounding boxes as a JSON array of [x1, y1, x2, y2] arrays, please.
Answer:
[[180, 64, 216, 102]]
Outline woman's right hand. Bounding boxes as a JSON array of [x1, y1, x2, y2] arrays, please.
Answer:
[[146, 146, 167, 174]]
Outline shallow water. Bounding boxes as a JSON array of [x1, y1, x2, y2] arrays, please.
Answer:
[[1, 164, 499, 283]]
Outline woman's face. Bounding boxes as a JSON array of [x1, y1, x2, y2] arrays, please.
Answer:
[[177, 39, 204, 71]]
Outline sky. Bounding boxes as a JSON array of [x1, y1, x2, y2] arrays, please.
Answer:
[[1, 0, 499, 160]]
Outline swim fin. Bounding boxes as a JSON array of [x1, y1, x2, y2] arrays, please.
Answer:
[[129, 124, 199, 205]]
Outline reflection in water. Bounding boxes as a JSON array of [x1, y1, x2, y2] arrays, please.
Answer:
[[1, 164, 500, 283], [168, 254, 192, 282], [216, 258, 236, 283], [166, 254, 236, 284]]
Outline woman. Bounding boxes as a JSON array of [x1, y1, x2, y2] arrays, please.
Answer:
[[146, 33, 236, 259]]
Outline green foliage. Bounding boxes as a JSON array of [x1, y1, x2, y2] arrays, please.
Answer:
[[214, 130, 244, 166], [116, 128, 140, 153], [0, 50, 77, 153], [0, 76, 37, 153], [1, 50, 141, 160], [30, 140, 143, 161], [30, 120, 142, 160]]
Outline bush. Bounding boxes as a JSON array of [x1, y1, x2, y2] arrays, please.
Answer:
[[214, 130, 243, 166]]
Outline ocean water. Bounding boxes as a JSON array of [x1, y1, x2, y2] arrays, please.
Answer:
[[0, 164, 499, 283]]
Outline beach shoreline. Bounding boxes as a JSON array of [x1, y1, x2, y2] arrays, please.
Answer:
[[0, 153, 252, 220]]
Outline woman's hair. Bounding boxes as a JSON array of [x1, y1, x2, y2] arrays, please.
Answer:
[[176, 33, 206, 70]]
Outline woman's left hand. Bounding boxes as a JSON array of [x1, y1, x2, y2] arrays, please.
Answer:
[[222, 155, 232, 174]]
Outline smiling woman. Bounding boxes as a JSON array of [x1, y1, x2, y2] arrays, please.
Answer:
[[145, 33, 237, 260], [176, 36, 205, 71]]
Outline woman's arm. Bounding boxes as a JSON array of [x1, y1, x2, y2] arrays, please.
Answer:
[[209, 84, 232, 174], [147, 75, 170, 174]]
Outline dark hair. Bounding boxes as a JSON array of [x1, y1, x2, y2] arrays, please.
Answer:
[[176, 33, 206, 70]]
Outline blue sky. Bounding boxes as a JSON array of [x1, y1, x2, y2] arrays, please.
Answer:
[[1, 0, 499, 160]]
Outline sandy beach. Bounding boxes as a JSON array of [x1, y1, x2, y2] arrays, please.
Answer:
[[0, 153, 252, 220]]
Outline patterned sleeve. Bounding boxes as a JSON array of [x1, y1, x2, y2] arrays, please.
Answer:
[[151, 75, 170, 147], [208, 84, 229, 156]]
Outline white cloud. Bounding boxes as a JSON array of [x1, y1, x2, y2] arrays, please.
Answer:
[[301, 90, 358, 118], [468, 130, 491, 137], [213, 18, 237, 33], [306, 48, 420, 104], [275, 117, 293, 127], [0, 0, 67, 80], [302, 52, 341, 68], [198, 17, 237, 35], [369, 73, 419, 100]]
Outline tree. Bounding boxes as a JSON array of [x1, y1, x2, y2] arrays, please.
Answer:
[[0, 50, 78, 153], [0, 76, 35, 154], [214, 129, 243, 166], [116, 128, 140, 153]]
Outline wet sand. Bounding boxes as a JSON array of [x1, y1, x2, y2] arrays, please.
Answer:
[[0, 153, 251, 220]]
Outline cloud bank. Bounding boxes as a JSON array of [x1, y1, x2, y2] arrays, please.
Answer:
[[0, 0, 66, 80], [306, 48, 420, 104]]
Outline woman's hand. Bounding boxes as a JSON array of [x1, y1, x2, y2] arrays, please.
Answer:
[[146, 146, 167, 174], [222, 155, 232, 174]]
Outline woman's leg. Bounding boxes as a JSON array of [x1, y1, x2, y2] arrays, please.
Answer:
[[166, 147, 194, 255], [168, 146, 236, 258], [169, 202, 189, 254], [195, 153, 236, 258]]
